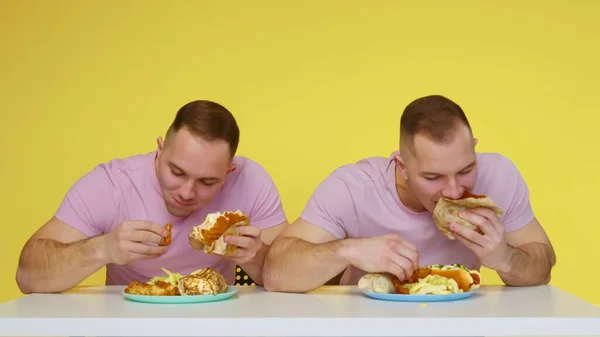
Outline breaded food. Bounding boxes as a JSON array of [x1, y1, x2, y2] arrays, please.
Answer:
[[124, 280, 180, 296], [159, 223, 172, 246], [178, 268, 228, 295], [188, 210, 250, 256]]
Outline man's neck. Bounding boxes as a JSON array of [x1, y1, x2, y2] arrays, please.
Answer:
[[394, 168, 427, 213]]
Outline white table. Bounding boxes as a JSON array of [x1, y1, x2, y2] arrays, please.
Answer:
[[0, 285, 598, 336]]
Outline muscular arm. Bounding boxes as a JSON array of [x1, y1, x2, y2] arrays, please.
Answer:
[[16, 217, 108, 294], [237, 221, 288, 285], [262, 218, 351, 293], [498, 217, 556, 286]]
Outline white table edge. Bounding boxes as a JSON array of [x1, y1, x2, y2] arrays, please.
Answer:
[[1, 317, 600, 336]]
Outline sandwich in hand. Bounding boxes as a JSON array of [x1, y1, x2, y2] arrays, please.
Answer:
[[358, 264, 481, 295], [188, 210, 250, 256], [432, 191, 503, 240]]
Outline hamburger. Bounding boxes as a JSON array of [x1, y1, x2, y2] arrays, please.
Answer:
[[358, 264, 481, 295], [432, 191, 503, 240], [188, 210, 250, 256]]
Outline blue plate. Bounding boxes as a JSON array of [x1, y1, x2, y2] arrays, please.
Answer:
[[122, 287, 238, 304], [361, 289, 476, 302]]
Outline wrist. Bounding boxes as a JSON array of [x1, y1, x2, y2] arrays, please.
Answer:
[[336, 238, 357, 265], [496, 244, 519, 275], [240, 242, 267, 267], [89, 235, 111, 265]]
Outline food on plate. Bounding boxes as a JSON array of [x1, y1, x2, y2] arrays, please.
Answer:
[[159, 223, 172, 246], [357, 273, 395, 294], [178, 268, 228, 295], [426, 264, 481, 292], [124, 267, 229, 296], [124, 267, 181, 296], [432, 191, 503, 239], [358, 264, 481, 295], [188, 210, 250, 256], [124, 280, 180, 296]]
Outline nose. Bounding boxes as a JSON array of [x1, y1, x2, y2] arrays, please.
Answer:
[[178, 180, 196, 201], [442, 178, 464, 200]]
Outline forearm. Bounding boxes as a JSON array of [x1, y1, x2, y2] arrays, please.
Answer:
[[238, 242, 269, 285], [16, 236, 107, 293], [498, 242, 556, 286], [262, 237, 349, 292]]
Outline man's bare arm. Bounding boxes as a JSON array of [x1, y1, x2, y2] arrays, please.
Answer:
[[498, 217, 556, 286], [16, 217, 108, 294], [262, 218, 350, 293], [237, 221, 288, 285]]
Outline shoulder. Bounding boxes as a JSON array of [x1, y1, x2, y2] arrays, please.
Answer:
[[232, 155, 269, 173], [100, 151, 156, 177], [308, 155, 392, 202], [68, 151, 156, 197], [475, 152, 524, 184], [477, 151, 519, 169], [322, 155, 392, 189], [222, 156, 279, 195], [229, 156, 274, 182], [474, 152, 532, 218]]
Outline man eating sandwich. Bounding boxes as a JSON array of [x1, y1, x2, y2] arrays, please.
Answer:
[[263, 94, 556, 293]]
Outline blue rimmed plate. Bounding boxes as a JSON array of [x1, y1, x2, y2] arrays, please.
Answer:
[[361, 289, 476, 302], [122, 287, 238, 304]]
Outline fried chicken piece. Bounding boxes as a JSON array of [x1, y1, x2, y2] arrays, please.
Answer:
[[392, 277, 410, 294], [159, 223, 172, 246], [408, 267, 431, 283], [392, 267, 432, 294], [124, 280, 180, 296]]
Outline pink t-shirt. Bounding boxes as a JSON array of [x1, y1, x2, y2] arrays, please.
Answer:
[[54, 151, 287, 285], [300, 151, 534, 285]]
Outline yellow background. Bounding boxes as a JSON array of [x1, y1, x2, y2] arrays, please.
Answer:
[[1, 0, 598, 305]]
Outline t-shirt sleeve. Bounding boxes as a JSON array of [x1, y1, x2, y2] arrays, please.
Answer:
[[246, 162, 288, 230], [496, 156, 535, 232], [54, 165, 119, 237], [299, 170, 357, 240]]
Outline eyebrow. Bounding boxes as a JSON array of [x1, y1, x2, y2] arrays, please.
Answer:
[[420, 160, 476, 176], [169, 162, 221, 181]]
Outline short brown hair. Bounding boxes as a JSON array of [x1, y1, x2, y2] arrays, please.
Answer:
[[400, 95, 472, 147], [166, 100, 240, 157]]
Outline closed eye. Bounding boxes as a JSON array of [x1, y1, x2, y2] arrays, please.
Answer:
[[200, 179, 219, 186]]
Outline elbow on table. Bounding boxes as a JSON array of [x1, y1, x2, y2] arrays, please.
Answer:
[[502, 270, 553, 287], [262, 258, 301, 293], [261, 258, 282, 292], [16, 266, 65, 294], [540, 270, 553, 285], [262, 274, 278, 292], [262, 267, 320, 293], [16, 266, 35, 294]]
